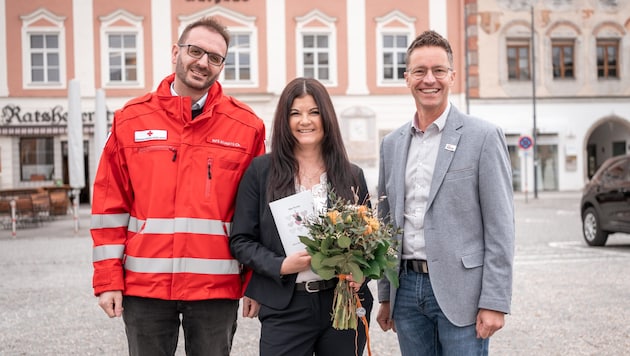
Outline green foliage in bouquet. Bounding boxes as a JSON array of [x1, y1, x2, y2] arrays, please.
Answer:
[[298, 187, 400, 330]]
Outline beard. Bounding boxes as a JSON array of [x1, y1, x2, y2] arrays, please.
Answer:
[[175, 56, 219, 92]]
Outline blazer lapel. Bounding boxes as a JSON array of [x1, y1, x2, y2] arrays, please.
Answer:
[[394, 124, 412, 227], [426, 108, 463, 210]]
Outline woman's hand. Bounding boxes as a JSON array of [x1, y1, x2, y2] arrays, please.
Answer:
[[280, 250, 312, 275], [344, 274, 365, 292], [242, 297, 260, 318]]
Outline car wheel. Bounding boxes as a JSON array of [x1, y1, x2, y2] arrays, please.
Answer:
[[582, 207, 609, 246]]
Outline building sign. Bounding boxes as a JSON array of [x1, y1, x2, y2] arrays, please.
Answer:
[[0, 104, 114, 135]]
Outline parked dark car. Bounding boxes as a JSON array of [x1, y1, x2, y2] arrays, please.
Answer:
[[580, 154, 630, 246]]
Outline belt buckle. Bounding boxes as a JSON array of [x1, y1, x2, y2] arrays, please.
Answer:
[[409, 260, 428, 273], [304, 280, 319, 293], [418, 260, 428, 273]]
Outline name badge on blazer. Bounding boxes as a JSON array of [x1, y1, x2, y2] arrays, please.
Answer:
[[444, 143, 457, 152]]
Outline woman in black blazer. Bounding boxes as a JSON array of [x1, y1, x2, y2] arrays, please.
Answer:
[[230, 77, 373, 356]]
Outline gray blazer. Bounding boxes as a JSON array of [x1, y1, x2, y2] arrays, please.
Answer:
[[377, 105, 515, 327]]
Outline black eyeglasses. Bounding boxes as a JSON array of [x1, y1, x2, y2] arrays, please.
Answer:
[[178, 44, 226, 66], [407, 66, 452, 80]]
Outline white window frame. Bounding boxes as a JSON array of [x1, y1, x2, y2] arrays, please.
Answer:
[[375, 10, 415, 87], [105, 33, 139, 84], [99, 10, 145, 89], [20, 8, 67, 90], [222, 29, 258, 87], [296, 10, 337, 86], [178, 7, 258, 89]]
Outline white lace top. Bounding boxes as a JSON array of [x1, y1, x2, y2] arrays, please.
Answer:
[[295, 172, 327, 283]]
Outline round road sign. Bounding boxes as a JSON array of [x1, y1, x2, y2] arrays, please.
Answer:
[[519, 135, 533, 150]]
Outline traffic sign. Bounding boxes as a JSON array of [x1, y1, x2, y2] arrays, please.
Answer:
[[519, 135, 533, 150]]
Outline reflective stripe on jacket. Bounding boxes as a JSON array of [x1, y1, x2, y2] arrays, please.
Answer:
[[91, 74, 266, 300]]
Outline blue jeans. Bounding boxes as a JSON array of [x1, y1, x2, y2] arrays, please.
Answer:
[[393, 269, 488, 356], [122, 296, 238, 356]]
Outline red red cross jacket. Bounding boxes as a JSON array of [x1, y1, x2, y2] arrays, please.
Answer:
[[91, 74, 266, 300]]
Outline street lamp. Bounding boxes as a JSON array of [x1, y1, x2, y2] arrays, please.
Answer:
[[530, 5, 538, 198]]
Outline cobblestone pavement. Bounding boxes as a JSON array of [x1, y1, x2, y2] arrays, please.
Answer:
[[1, 191, 629, 355]]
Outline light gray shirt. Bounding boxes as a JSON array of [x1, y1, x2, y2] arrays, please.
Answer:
[[402, 103, 451, 260]]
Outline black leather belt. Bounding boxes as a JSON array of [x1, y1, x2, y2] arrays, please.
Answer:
[[295, 279, 337, 293], [404, 259, 429, 274]]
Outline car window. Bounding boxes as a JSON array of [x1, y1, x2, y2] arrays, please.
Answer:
[[603, 160, 629, 184], [621, 158, 630, 186]]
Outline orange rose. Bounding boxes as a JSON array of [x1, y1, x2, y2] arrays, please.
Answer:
[[357, 205, 368, 218], [327, 210, 340, 224], [363, 217, 379, 235]]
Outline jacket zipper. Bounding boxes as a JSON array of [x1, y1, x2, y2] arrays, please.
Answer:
[[170, 147, 178, 161], [205, 158, 213, 197], [137, 145, 175, 153]]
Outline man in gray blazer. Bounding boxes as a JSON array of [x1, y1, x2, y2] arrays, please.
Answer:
[[376, 30, 515, 355]]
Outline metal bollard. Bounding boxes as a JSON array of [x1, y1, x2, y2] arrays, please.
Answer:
[[72, 189, 80, 235], [10, 199, 16, 238]]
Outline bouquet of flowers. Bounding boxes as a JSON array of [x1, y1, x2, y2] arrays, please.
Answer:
[[298, 187, 400, 330]]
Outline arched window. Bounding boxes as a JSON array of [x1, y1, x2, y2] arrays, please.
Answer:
[[593, 22, 624, 79], [546, 21, 580, 80]]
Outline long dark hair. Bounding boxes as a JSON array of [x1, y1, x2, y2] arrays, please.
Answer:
[[267, 77, 357, 202]]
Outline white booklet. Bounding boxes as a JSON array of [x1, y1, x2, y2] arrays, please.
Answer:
[[269, 190, 315, 255]]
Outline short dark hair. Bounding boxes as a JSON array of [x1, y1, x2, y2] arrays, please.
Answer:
[[178, 17, 230, 53], [406, 30, 453, 68]]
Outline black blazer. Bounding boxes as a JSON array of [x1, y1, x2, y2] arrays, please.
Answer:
[[229, 153, 371, 309]]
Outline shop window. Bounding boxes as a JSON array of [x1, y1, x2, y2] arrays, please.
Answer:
[[536, 144, 558, 191], [20, 137, 54, 181], [508, 145, 521, 192]]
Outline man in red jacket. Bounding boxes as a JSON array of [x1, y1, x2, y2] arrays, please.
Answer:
[[91, 17, 265, 356]]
